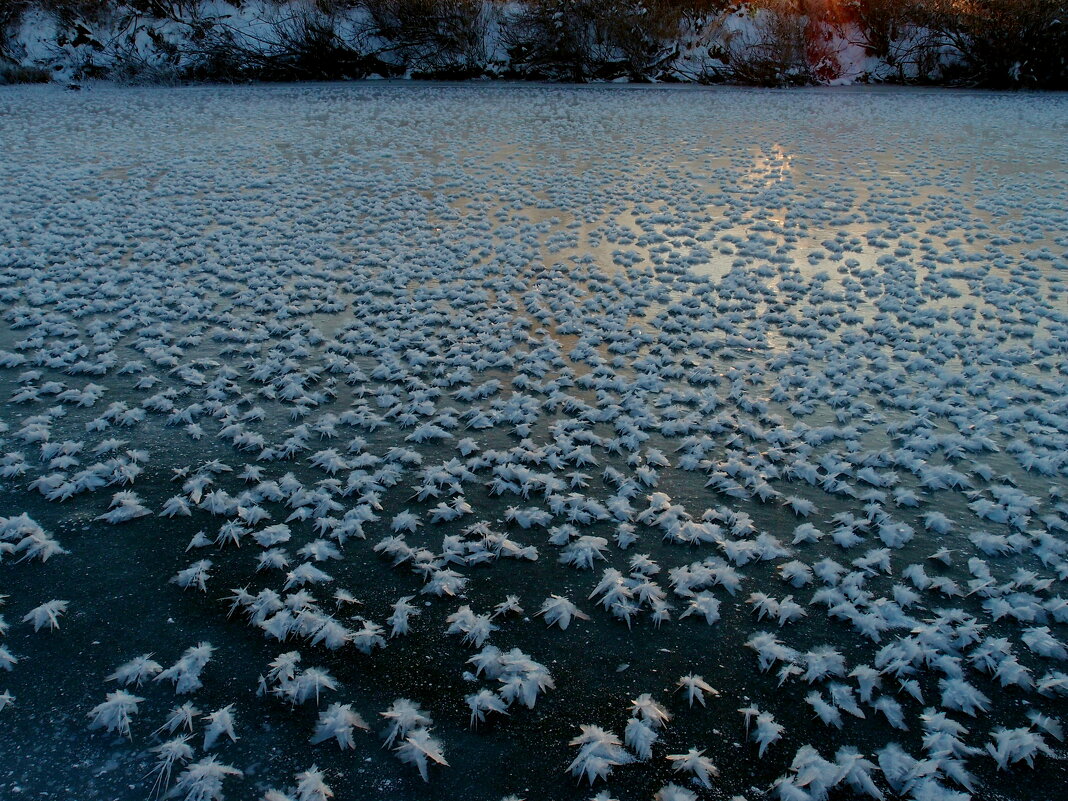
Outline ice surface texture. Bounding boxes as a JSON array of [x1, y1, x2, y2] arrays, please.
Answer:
[[0, 84, 1066, 801]]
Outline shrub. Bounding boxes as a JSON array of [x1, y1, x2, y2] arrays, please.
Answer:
[[835, 0, 944, 83], [361, 0, 492, 77], [841, 0, 914, 59], [1, 0, 1066, 87], [175, 4, 390, 82], [262, 9, 374, 79], [500, 0, 607, 81], [0, 3, 24, 63], [501, 0, 721, 81], [598, 1, 697, 80], [719, 0, 811, 86], [924, 0, 1068, 88], [0, 61, 53, 83]]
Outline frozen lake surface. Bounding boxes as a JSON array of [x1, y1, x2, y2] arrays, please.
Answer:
[[0, 83, 1066, 801]]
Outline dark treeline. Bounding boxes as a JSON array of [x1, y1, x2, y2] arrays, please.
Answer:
[[1, 1, 1065, 88]]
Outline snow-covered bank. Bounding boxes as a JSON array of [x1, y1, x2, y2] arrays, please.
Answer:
[[1, 1, 1064, 88]]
